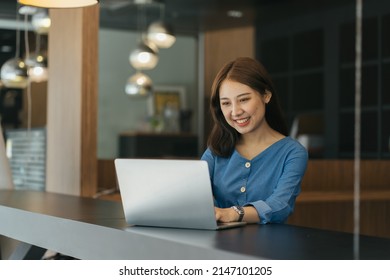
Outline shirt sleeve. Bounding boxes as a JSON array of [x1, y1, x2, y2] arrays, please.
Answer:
[[248, 144, 308, 224]]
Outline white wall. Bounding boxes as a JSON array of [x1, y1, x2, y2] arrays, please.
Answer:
[[98, 28, 198, 159]]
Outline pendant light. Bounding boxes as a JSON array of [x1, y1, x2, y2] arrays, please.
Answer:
[[0, 9, 28, 89], [129, 39, 158, 70], [124, 0, 159, 98], [147, 21, 176, 49], [26, 54, 48, 82], [31, 8, 51, 34], [125, 72, 153, 98], [0, 59, 29, 89], [129, 1, 159, 71], [25, 34, 48, 83], [17, 0, 98, 8], [146, 2, 175, 48]]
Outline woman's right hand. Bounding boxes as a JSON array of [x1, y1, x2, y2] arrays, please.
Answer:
[[214, 207, 239, 223]]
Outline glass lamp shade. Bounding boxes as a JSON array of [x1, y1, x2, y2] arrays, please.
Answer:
[[31, 9, 51, 34], [0, 58, 29, 89], [18, 0, 98, 8], [129, 41, 158, 70], [147, 21, 176, 48], [125, 72, 153, 98], [25, 53, 48, 83]]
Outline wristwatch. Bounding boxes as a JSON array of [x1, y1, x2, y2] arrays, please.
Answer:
[[231, 206, 245, 222]]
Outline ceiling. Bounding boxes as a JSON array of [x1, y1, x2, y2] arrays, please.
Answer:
[[0, 0, 355, 36], [0, 0, 284, 36], [0, 0, 360, 35], [98, 0, 264, 36]]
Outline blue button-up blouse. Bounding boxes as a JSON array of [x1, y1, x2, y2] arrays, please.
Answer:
[[201, 137, 308, 224]]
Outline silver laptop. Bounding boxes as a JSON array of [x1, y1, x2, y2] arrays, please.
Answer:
[[114, 158, 246, 230]]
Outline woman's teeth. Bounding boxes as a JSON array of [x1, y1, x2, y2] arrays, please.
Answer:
[[236, 118, 249, 124]]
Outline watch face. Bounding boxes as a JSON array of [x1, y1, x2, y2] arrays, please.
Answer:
[[235, 206, 244, 214], [232, 206, 244, 222]]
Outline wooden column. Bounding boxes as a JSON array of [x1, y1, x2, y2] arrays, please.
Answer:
[[80, 7, 99, 197], [46, 6, 98, 196]]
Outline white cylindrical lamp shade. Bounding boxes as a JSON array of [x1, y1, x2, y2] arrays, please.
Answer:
[[18, 0, 98, 8]]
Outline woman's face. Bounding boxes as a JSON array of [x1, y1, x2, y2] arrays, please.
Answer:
[[219, 79, 271, 135]]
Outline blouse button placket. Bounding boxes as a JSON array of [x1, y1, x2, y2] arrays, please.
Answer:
[[239, 161, 251, 195]]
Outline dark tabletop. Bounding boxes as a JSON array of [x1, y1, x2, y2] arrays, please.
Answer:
[[1, 190, 389, 260]]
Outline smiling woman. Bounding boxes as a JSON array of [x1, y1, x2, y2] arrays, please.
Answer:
[[207, 57, 288, 157], [201, 57, 308, 225]]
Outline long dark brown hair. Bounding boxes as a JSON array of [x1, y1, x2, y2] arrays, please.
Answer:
[[207, 57, 288, 157]]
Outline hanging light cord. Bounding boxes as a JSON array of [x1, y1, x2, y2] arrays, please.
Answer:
[[138, 3, 147, 41], [15, 10, 21, 58], [23, 13, 32, 134], [23, 11, 33, 187], [354, 0, 363, 260], [35, 33, 41, 54], [159, 2, 164, 20]]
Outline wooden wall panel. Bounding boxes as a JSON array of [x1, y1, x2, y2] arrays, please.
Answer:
[[288, 200, 390, 239], [203, 26, 254, 149], [301, 160, 390, 192], [204, 26, 255, 98], [288, 159, 390, 238], [20, 82, 48, 128], [97, 159, 117, 192]]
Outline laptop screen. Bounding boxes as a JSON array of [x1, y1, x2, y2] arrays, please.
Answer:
[[115, 158, 219, 230]]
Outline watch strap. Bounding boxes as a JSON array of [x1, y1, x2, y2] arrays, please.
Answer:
[[231, 206, 245, 222]]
